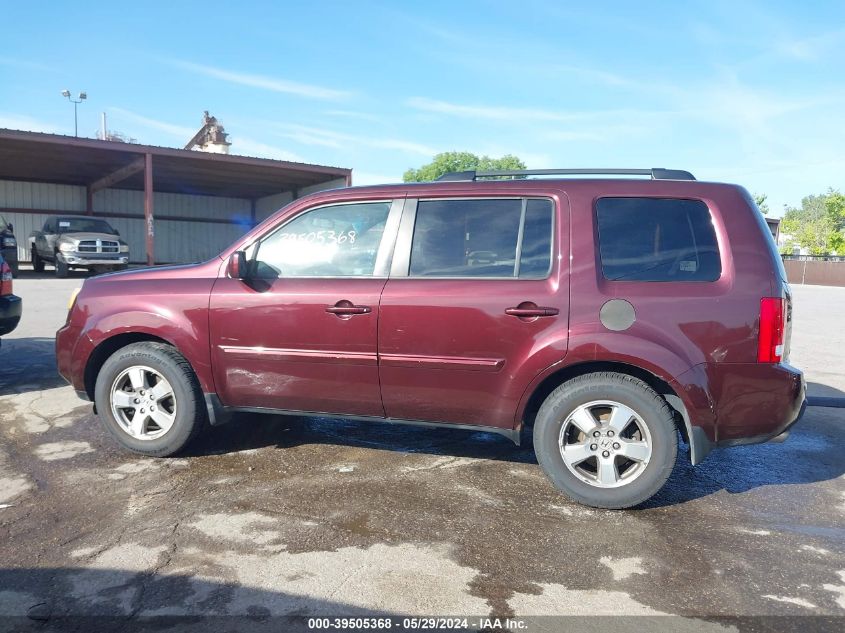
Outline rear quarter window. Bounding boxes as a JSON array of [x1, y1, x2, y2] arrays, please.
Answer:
[[596, 197, 721, 282]]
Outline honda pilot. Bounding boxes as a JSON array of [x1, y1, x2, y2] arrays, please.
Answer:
[[56, 168, 805, 508]]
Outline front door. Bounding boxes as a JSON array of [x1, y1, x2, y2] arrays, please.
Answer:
[[378, 195, 569, 430], [209, 198, 402, 416]]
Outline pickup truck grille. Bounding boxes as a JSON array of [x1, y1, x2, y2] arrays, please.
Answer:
[[78, 239, 120, 254]]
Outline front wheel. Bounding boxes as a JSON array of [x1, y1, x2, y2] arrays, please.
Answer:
[[55, 257, 69, 278], [94, 342, 207, 456], [32, 249, 44, 273], [533, 372, 677, 509]]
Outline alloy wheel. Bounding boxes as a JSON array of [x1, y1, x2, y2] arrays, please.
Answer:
[[110, 365, 177, 440], [558, 400, 652, 488]]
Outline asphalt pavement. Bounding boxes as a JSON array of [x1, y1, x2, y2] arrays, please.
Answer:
[[0, 273, 843, 632]]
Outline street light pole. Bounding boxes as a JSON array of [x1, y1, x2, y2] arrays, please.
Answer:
[[61, 90, 87, 137]]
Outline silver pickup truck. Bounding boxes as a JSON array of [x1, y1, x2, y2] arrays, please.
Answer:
[[29, 215, 130, 277]]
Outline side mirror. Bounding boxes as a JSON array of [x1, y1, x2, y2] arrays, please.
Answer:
[[7, 223, 12, 232], [228, 251, 248, 279]]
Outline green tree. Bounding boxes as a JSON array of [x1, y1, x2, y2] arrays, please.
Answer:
[[753, 193, 770, 215], [403, 151, 526, 182], [780, 188, 845, 255]]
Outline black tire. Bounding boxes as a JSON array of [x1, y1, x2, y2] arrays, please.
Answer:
[[32, 249, 44, 273], [94, 342, 207, 457], [55, 257, 69, 278], [533, 372, 677, 509]]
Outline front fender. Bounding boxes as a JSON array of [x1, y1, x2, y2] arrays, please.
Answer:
[[82, 309, 214, 393]]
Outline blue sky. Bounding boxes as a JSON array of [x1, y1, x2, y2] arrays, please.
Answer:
[[1, 0, 843, 216]]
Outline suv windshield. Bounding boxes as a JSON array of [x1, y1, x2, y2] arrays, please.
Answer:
[[56, 218, 118, 235]]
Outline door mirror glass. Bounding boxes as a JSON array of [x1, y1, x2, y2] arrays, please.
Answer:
[[228, 251, 248, 279]]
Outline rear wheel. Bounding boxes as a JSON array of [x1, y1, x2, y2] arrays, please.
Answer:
[[533, 372, 677, 509], [32, 248, 44, 273], [94, 342, 207, 456]]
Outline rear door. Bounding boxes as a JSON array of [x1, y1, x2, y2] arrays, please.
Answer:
[[378, 194, 569, 430], [209, 198, 402, 416]]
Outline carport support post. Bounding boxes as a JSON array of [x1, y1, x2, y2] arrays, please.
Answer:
[[144, 152, 154, 266]]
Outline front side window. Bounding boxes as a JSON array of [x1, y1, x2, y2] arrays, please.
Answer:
[[596, 197, 721, 282], [409, 198, 553, 278], [252, 201, 391, 278]]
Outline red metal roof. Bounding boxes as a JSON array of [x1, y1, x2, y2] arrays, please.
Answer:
[[0, 129, 351, 198]]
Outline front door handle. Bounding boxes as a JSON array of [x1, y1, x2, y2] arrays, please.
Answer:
[[326, 300, 371, 316], [505, 304, 559, 318]]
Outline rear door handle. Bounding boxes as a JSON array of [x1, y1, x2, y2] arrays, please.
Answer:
[[326, 301, 371, 316], [505, 306, 559, 317]]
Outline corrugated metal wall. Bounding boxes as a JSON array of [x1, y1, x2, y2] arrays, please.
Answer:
[[94, 188, 251, 263], [253, 177, 347, 223], [0, 177, 347, 265]]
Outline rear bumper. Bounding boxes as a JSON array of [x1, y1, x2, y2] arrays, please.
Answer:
[[671, 361, 806, 462], [0, 294, 22, 336], [712, 362, 806, 446], [717, 376, 807, 447]]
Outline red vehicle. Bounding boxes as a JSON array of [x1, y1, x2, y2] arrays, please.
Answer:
[[56, 168, 805, 508], [0, 254, 21, 339]]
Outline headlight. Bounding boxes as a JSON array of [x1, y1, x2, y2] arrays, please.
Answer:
[[120, 243, 129, 253], [2, 237, 15, 248], [58, 242, 76, 252], [68, 287, 81, 310]]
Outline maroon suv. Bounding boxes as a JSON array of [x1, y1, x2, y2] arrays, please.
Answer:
[[56, 168, 805, 508]]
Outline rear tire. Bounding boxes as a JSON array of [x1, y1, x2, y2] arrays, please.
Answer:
[[32, 249, 44, 273], [533, 372, 677, 509], [55, 257, 69, 278], [94, 342, 207, 457]]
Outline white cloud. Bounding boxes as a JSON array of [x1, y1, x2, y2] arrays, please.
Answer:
[[323, 109, 382, 123], [229, 136, 304, 163], [169, 60, 352, 101], [406, 97, 663, 126], [351, 171, 401, 186], [0, 57, 52, 72], [0, 113, 59, 133], [108, 107, 304, 162], [108, 107, 194, 139], [406, 97, 579, 122], [775, 27, 845, 61], [269, 123, 438, 157]]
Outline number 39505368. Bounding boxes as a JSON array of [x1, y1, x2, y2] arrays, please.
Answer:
[[278, 230, 357, 245]]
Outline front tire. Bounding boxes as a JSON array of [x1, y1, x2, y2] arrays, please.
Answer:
[[94, 342, 207, 456], [32, 249, 44, 273], [55, 256, 69, 278], [533, 372, 677, 509]]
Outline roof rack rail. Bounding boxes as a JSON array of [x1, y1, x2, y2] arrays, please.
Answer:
[[435, 168, 696, 182]]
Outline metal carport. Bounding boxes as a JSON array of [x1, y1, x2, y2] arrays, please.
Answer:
[[0, 129, 351, 265]]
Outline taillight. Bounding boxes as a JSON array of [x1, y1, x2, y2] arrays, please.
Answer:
[[0, 261, 12, 296], [758, 297, 785, 363]]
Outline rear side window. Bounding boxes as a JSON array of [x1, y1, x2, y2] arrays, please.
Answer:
[[409, 198, 553, 278], [596, 198, 721, 282]]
